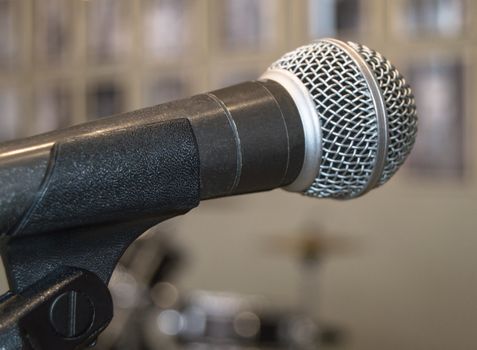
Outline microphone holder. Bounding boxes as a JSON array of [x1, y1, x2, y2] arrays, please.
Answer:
[[0, 221, 154, 349], [0, 214, 196, 350]]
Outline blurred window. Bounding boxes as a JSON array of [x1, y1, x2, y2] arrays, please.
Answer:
[[34, 84, 72, 133], [86, 0, 131, 63], [219, 0, 277, 52], [308, 0, 362, 38], [87, 81, 125, 119], [408, 57, 465, 178], [34, 0, 72, 65], [0, 0, 18, 70], [397, 0, 467, 38], [143, 0, 191, 59]]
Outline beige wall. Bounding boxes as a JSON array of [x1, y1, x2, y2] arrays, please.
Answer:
[[172, 176, 477, 350]]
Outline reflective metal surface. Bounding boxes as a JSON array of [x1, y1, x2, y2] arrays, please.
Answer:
[[268, 39, 418, 198]]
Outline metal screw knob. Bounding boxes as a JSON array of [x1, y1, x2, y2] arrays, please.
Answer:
[[49, 291, 95, 338]]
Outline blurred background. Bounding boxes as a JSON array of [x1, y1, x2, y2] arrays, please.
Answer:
[[0, 0, 476, 349]]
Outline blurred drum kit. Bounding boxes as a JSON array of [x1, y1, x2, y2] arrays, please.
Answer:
[[96, 225, 355, 350]]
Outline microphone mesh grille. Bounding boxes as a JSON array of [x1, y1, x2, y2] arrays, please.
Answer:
[[270, 40, 417, 198], [271, 41, 379, 198], [348, 42, 418, 186]]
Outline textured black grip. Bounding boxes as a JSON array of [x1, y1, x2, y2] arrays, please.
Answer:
[[0, 145, 52, 235], [0, 80, 304, 236], [10, 118, 200, 237]]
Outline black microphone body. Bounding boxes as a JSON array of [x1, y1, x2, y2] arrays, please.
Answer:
[[0, 80, 303, 238]]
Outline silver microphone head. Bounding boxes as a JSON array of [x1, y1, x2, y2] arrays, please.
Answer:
[[261, 39, 418, 199]]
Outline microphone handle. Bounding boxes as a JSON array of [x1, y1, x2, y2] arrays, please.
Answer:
[[0, 81, 304, 237]]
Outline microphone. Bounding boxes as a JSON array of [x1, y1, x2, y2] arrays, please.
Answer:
[[0, 39, 417, 237]]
